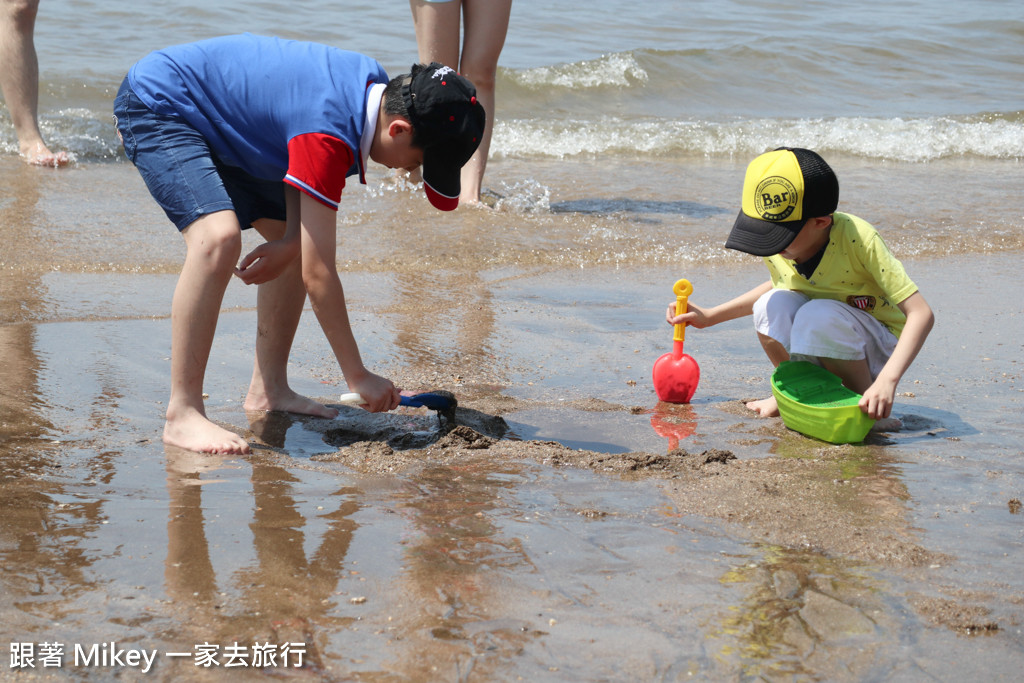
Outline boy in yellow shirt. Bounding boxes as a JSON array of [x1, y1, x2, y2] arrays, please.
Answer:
[[667, 148, 934, 423]]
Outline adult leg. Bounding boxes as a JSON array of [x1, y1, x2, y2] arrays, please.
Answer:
[[458, 0, 512, 203], [404, 1, 463, 187], [409, 0, 462, 67], [0, 0, 67, 165], [164, 210, 249, 454], [243, 219, 338, 418]]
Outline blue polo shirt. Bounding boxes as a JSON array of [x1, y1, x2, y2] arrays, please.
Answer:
[[128, 33, 389, 209]]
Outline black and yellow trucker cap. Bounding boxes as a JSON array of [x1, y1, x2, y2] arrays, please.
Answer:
[[724, 147, 839, 256]]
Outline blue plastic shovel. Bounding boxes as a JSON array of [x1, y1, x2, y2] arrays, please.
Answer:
[[339, 391, 458, 423]]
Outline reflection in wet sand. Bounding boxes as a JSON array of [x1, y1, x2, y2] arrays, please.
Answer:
[[390, 266, 499, 390], [1, 162, 53, 442], [164, 449, 218, 607], [649, 402, 698, 450], [386, 461, 535, 680], [0, 163, 72, 640], [712, 546, 892, 679], [162, 438, 363, 675]]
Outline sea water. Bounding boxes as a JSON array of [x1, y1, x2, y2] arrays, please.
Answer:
[[5, 0, 1021, 261], [11, 0, 1023, 161]]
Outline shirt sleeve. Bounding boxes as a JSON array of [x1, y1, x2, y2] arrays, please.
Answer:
[[861, 232, 919, 305], [283, 133, 355, 210]]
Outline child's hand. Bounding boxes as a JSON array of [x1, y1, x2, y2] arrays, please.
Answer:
[[349, 372, 402, 413], [665, 301, 712, 328], [234, 238, 300, 285], [859, 377, 897, 419]]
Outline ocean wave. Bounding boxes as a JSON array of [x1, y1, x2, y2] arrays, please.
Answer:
[[510, 52, 649, 90], [498, 43, 1024, 123], [492, 113, 1024, 162], [1, 106, 123, 162], [6, 103, 1020, 166]]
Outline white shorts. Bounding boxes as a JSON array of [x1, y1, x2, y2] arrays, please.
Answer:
[[752, 289, 898, 379]]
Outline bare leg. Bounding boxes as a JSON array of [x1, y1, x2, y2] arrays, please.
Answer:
[[409, 0, 462, 68], [405, 1, 463, 189], [820, 356, 872, 394], [163, 211, 250, 455], [821, 356, 902, 431], [0, 0, 68, 166], [243, 219, 338, 418], [410, 0, 511, 204], [746, 331, 788, 417], [458, 0, 512, 203]]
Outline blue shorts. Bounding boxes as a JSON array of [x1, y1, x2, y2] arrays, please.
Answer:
[[113, 77, 286, 232]]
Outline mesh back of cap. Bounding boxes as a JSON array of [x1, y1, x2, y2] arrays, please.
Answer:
[[792, 148, 839, 218]]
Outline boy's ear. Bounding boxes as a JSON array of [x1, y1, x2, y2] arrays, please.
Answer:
[[387, 117, 414, 139]]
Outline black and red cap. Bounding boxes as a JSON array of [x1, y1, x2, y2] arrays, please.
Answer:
[[401, 63, 486, 211]]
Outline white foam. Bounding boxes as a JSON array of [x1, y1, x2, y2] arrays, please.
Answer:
[[491, 114, 1024, 162], [515, 52, 649, 90]]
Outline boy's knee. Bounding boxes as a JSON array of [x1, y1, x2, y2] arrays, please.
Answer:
[[753, 289, 806, 335], [793, 298, 848, 329], [751, 289, 773, 321], [209, 228, 242, 261], [185, 215, 242, 266], [792, 299, 859, 351]]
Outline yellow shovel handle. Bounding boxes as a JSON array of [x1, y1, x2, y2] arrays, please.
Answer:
[[672, 279, 692, 343]]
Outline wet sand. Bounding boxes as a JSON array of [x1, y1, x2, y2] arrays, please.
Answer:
[[2, 156, 1023, 680]]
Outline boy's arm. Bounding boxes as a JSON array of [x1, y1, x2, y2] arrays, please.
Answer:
[[298, 192, 400, 413], [859, 291, 934, 419], [667, 280, 773, 328]]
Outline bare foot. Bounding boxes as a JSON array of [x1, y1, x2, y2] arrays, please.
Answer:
[[164, 444, 233, 475], [244, 387, 339, 419], [164, 412, 251, 455], [478, 188, 505, 208], [745, 395, 780, 417], [20, 141, 71, 167]]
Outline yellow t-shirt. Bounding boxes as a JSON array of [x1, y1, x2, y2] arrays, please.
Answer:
[[764, 212, 918, 337]]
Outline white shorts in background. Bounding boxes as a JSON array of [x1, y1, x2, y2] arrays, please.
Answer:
[[751, 289, 899, 379]]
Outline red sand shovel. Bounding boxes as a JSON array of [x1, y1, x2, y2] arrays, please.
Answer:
[[652, 278, 700, 403]]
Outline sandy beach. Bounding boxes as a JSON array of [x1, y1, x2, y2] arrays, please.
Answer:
[[2, 0, 1023, 676], [2, 148, 1023, 681]]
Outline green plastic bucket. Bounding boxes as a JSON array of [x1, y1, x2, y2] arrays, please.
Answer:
[[770, 361, 875, 444]]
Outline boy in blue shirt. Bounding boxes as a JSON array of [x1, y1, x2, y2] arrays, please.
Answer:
[[667, 148, 933, 425], [114, 34, 485, 454]]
